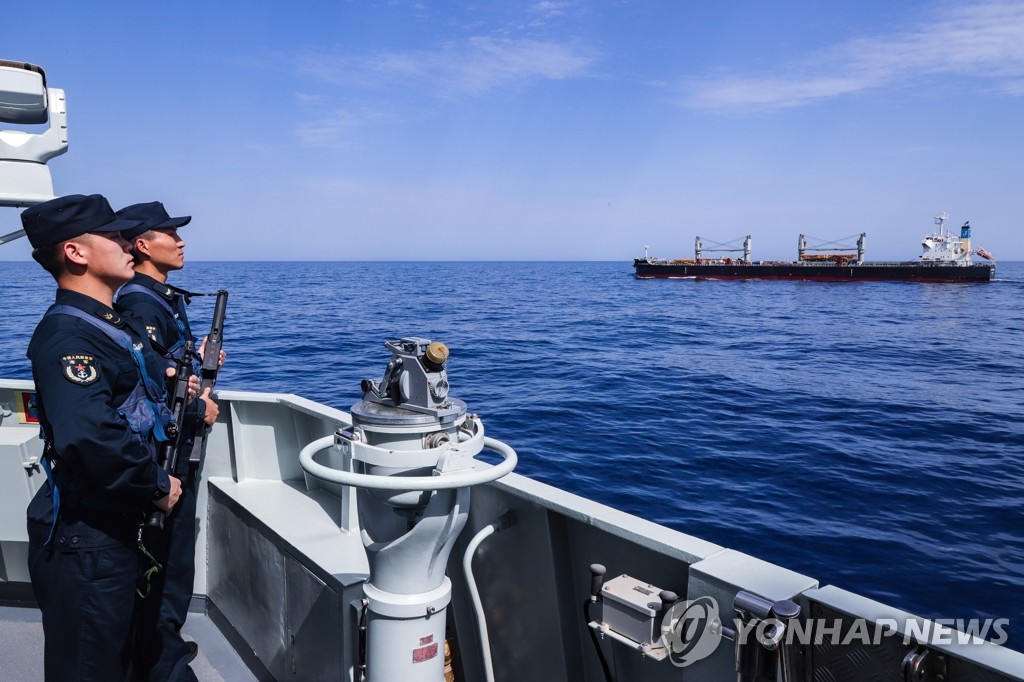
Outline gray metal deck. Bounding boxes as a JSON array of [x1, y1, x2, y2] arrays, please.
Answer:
[[0, 604, 257, 681], [3, 383, 1024, 681]]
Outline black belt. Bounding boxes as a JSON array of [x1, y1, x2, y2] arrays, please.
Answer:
[[53, 506, 145, 548]]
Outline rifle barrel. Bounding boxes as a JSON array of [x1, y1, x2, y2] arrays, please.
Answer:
[[199, 290, 228, 391], [189, 290, 228, 466]]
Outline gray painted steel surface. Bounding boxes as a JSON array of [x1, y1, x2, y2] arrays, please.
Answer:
[[3, 382, 1024, 680]]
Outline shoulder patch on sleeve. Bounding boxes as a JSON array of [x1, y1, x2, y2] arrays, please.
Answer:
[[61, 354, 100, 385]]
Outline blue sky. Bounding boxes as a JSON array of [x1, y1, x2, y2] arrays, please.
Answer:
[[2, 1, 1023, 260]]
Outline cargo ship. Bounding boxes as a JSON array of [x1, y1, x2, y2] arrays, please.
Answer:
[[633, 216, 996, 282]]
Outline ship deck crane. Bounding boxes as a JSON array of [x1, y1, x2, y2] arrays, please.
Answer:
[[798, 233, 866, 264], [695, 235, 752, 262]]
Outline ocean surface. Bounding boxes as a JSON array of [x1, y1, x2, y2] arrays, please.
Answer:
[[2, 260, 1022, 650]]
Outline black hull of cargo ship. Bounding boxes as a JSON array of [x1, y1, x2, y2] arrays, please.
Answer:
[[632, 260, 995, 282]]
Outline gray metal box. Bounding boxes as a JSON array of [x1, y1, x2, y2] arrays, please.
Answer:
[[601, 574, 662, 645]]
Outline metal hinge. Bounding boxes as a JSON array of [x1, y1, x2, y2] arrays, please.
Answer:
[[729, 591, 803, 682], [903, 645, 947, 682]]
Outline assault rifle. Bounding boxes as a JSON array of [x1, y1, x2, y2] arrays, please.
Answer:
[[146, 341, 194, 530], [189, 289, 228, 465]]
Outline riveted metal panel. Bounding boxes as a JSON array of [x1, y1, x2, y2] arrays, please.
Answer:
[[208, 486, 288, 675], [285, 555, 345, 680], [808, 602, 1019, 682]]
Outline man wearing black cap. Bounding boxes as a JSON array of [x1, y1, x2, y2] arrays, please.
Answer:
[[20, 194, 185, 681], [115, 202, 222, 370], [115, 201, 220, 682]]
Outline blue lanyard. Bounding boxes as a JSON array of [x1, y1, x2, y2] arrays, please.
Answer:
[[117, 283, 191, 342], [36, 305, 171, 545], [39, 449, 60, 546], [45, 305, 169, 441]]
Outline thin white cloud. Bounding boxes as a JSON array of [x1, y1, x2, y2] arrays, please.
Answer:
[[296, 35, 595, 96], [529, 1, 573, 20], [294, 110, 364, 148], [294, 92, 327, 104], [996, 79, 1024, 95], [683, 1, 1024, 111]]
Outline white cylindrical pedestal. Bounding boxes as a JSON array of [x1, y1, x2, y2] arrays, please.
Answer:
[[364, 580, 452, 682]]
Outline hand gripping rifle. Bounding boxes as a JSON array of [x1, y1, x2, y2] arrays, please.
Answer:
[[188, 289, 228, 465], [146, 340, 194, 530]]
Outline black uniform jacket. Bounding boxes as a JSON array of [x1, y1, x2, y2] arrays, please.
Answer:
[[27, 288, 172, 519], [116, 272, 205, 426], [117, 272, 194, 351]]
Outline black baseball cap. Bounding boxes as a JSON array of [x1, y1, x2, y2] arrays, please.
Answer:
[[21, 194, 145, 249], [116, 201, 192, 240]]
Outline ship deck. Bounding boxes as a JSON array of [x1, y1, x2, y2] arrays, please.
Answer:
[[0, 603, 257, 681], [2, 384, 1023, 681]]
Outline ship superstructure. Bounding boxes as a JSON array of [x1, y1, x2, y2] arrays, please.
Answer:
[[920, 212, 989, 265]]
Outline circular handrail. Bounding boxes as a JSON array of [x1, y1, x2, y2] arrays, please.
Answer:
[[299, 434, 517, 490]]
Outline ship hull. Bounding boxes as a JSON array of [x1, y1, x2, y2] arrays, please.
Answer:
[[633, 261, 995, 282]]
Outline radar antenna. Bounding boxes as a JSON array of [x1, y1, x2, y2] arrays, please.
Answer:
[[0, 60, 69, 244]]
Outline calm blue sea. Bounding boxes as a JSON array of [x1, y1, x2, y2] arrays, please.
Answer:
[[2, 260, 1022, 648]]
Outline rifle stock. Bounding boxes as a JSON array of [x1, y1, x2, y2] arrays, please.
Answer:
[[146, 341, 194, 530]]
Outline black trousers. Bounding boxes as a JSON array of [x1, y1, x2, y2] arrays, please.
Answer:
[[131, 468, 200, 682], [28, 519, 141, 681]]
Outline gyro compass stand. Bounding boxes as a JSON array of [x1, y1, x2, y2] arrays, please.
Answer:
[[299, 338, 517, 682]]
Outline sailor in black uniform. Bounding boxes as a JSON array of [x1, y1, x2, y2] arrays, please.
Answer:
[[115, 201, 220, 682], [21, 194, 185, 681], [115, 203, 207, 372]]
